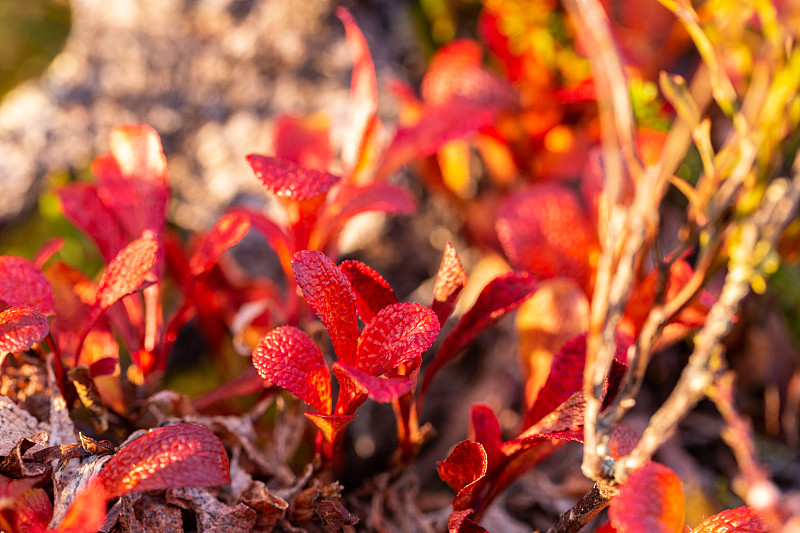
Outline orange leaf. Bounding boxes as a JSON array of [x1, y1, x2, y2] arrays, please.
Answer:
[[610, 462, 685, 533], [689, 506, 770, 533]]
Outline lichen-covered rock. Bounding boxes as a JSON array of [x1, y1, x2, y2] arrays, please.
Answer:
[[0, 0, 418, 229]]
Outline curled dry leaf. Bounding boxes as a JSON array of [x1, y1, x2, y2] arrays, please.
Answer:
[[0, 307, 49, 356], [96, 423, 230, 499], [0, 397, 44, 456], [609, 462, 686, 533]]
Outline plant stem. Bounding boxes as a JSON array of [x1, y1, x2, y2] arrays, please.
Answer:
[[545, 484, 615, 533]]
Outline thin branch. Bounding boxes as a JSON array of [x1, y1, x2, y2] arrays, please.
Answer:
[[708, 372, 785, 529], [615, 159, 800, 483], [561, 0, 652, 484], [545, 483, 616, 533]]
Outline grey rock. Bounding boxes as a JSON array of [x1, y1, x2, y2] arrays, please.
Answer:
[[0, 0, 420, 230]]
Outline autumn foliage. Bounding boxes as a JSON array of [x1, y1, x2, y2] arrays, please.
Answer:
[[2, 1, 799, 533]]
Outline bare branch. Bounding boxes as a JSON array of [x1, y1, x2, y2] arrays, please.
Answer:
[[615, 160, 800, 483], [545, 484, 616, 533]]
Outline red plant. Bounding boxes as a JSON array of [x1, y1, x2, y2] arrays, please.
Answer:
[[438, 333, 628, 526], [252, 243, 538, 464], [55, 125, 251, 384], [252, 250, 440, 460]]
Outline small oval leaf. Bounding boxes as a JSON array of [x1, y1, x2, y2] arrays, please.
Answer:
[[0, 256, 56, 315], [292, 251, 359, 364], [339, 260, 399, 324], [252, 326, 331, 414], [0, 306, 49, 355], [438, 440, 488, 494], [96, 424, 230, 498], [356, 302, 440, 376], [247, 155, 340, 200], [95, 236, 158, 312], [609, 462, 685, 533], [689, 506, 769, 533], [189, 212, 251, 277]]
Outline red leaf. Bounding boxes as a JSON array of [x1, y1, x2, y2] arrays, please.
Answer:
[[57, 183, 129, 261], [339, 260, 399, 324], [292, 251, 359, 364], [333, 362, 416, 403], [431, 242, 468, 325], [524, 333, 630, 428], [356, 302, 439, 375], [252, 326, 332, 414], [496, 183, 599, 289], [336, 7, 379, 178], [523, 333, 589, 427], [420, 39, 515, 107], [96, 424, 230, 499], [689, 506, 770, 533], [274, 113, 333, 171], [108, 124, 168, 186], [320, 183, 416, 235], [88, 356, 118, 378], [94, 124, 170, 249], [622, 259, 713, 347], [53, 479, 107, 533], [93, 236, 158, 313], [231, 207, 293, 276], [33, 238, 64, 270], [376, 97, 501, 180], [189, 212, 251, 277], [422, 272, 537, 396], [609, 462, 685, 533], [0, 256, 56, 315], [247, 155, 340, 200], [0, 306, 49, 355], [594, 521, 618, 533], [438, 440, 488, 494], [448, 509, 489, 533], [14, 486, 53, 533], [468, 403, 503, 465]]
